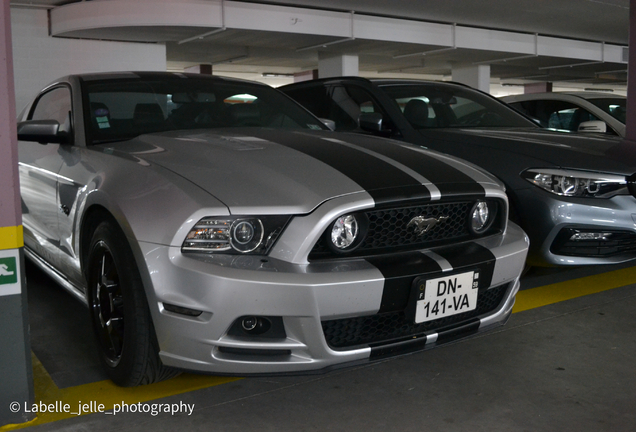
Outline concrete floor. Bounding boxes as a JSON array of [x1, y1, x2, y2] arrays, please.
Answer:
[[10, 261, 636, 431]]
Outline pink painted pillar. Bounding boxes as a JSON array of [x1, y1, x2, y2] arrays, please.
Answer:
[[0, 1, 19, 228], [0, 0, 34, 426], [626, 0, 636, 141]]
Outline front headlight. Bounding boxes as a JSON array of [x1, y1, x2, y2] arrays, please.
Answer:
[[331, 214, 359, 249], [469, 201, 494, 234], [182, 216, 290, 254], [522, 169, 628, 198]]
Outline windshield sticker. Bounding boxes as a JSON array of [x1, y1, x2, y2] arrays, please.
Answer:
[[94, 107, 111, 129], [96, 116, 110, 129], [307, 124, 322, 130]]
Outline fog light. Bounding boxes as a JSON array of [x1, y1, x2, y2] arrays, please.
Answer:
[[331, 214, 359, 249], [228, 316, 286, 338], [469, 201, 492, 234], [242, 316, 259, 331], [570, 232, 613, 241], [241, 316, 271, 334]]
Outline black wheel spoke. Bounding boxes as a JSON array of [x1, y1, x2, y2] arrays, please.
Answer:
[[105, 316, 124, 356], [90, 242, 125, 366]]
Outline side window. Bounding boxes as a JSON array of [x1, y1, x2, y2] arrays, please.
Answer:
[[509, 101, 534, 117], [328, 85, 394, 132], [29, 86, 72, 134], [282, 85, 332, 119], [521, 100, 599, 132], [544, 103, 600, 132], [394, 96, 437, 128]]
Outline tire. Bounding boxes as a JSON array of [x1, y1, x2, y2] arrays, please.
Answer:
[[85, 220, 179, 386]]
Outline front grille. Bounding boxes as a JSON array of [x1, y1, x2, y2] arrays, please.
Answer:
[[551, 229, 636, 257], [321, 283, 509, 350], [310, 200, 501, 260]]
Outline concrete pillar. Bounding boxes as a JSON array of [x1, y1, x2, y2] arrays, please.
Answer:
[[318, 53, 358, 78], [0, 0, 34, 426], [626, 0, 636, 141], [185, 64, 212, 75], [452, 64, 491, 93], [524, 82, 553, 94], [294, 69, 319, 83]]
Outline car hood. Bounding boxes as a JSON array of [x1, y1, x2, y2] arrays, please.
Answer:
[[418, 128, 636, 175], [101, 128, 499, 214]]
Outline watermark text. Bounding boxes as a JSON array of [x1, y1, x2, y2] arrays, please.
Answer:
[[9, 401, 195, 417]]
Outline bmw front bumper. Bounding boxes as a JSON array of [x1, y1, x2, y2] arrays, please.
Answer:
[[516, 189, 636, 266]]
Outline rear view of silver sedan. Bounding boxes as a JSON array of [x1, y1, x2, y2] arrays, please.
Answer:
[[17, 72, 528, 386]]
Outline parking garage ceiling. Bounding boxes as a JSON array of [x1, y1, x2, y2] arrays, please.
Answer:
[[9, 0, 631, 88]]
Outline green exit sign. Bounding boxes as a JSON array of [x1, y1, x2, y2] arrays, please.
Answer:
[[0, 256, 18, 285]]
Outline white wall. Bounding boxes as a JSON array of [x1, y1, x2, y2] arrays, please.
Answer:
[[11, 7, 166, 113]]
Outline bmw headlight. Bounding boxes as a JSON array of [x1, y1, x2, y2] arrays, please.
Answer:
[[522, 169, 628, 198], [182, 216, 290, 254]]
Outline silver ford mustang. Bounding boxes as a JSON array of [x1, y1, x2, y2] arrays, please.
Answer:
[[17, 72, 528, 386]]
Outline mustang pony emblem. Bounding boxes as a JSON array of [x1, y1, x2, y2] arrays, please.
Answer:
[[407, 215, 449, 236]]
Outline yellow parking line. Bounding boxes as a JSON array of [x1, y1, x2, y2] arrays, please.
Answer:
[[513, 265, 636, 313], [3, 265, 635, 430]]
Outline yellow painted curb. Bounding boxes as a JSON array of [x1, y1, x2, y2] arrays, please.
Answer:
[[513, 265, 636, 313]]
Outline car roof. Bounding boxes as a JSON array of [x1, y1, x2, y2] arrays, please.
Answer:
[[282, 76, 473, 90], [71, 71, 270, 87], [502, 91, 625, 101]]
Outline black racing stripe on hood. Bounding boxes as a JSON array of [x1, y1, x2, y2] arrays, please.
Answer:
[[253, 130, 428, 202], [371, 185, 436, 206], [344, 139, 486, 197]]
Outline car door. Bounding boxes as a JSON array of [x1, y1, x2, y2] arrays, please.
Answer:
[[18, 85, 73, 269]]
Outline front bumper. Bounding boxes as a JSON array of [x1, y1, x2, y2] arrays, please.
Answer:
[[515, 189, 636, 266], [139, 222, 528, 375]]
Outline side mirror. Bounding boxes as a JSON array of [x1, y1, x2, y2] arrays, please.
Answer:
[[358, 112, 384, 133], [319, 118, 336, 131], [578, 120, 607, 134], [17, 120, 70, 144]]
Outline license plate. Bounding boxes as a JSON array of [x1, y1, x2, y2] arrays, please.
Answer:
[[413, 271, 479, 323]]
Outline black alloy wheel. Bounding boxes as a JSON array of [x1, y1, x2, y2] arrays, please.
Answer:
[[91, 240, 125, 367], [86, 219, 179, 386]]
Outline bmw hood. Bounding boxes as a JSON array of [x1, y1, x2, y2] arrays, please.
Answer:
[[418, 128, 636, 175], [104, 128, 499, 214]]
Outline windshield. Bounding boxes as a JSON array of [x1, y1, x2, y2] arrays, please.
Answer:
[[82, 75, 326, 145], [587, 97, 626, 124], [379, 83, 537, 129]]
